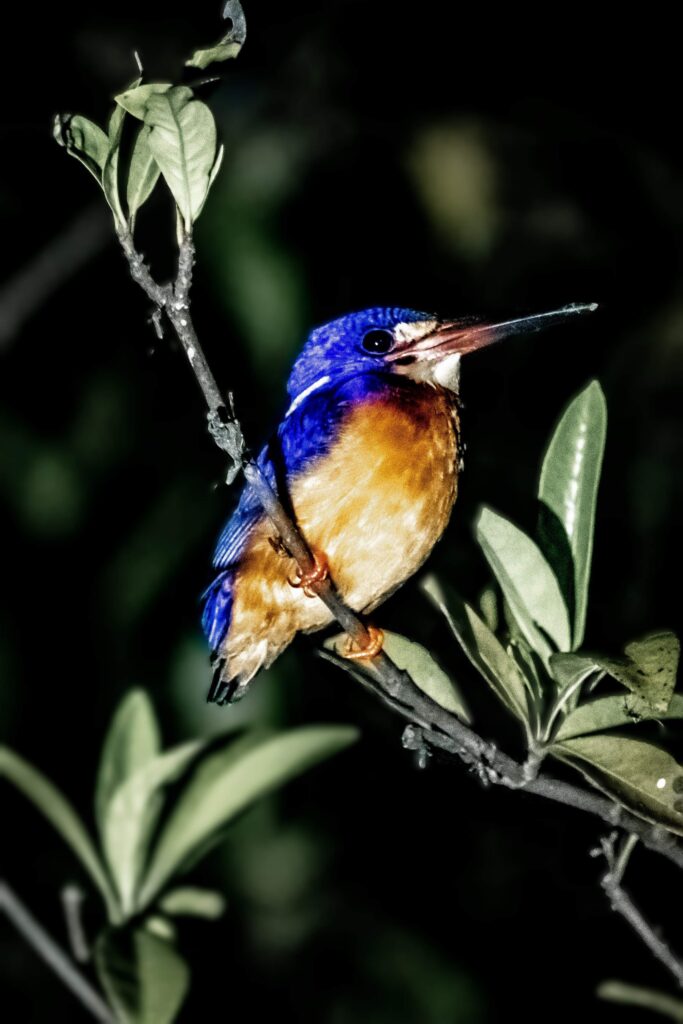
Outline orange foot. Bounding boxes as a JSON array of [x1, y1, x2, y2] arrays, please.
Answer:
[[288, 550, 329, 598], [342, 625, 384, 661]]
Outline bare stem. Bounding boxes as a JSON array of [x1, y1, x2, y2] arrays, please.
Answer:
[[116, 228, 683, 875], [594, 834, 683, 986], [0, 880, 113, 1023]]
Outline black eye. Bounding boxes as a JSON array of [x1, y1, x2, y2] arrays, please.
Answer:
[[361, 329, 394, 354]]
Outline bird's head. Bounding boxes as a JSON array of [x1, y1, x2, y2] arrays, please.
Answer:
[[286, 303, 597, 407]]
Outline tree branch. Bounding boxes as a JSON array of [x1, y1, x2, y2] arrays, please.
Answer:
[[115, 227, 683, 875], [593, 834, 683, 986]]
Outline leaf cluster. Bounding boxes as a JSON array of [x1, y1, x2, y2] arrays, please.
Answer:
[[53, 7, 246, 238], [1, 692, 356, 1022], [331, 381, 682, 836]]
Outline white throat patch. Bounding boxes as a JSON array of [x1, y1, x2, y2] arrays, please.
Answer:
[[432, 353, 461, 392]]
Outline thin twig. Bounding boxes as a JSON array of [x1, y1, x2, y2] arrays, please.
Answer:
[[0, 204, 110, 347], [115, 227, 683, 874], [0, 880, 113, 1023], [593, 834, 683, 986]]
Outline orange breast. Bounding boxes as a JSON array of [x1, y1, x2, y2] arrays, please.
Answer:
[[224, 385, 460, 682], [292, 386, 460, 611]]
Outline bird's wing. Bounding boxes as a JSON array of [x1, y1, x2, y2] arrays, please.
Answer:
[[203, 373, 388, 650]]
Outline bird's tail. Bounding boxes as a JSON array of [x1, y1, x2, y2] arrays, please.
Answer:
[[202, 568, 274, 706]]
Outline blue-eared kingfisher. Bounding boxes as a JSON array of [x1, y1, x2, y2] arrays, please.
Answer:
[[203, 303, 596, 704]]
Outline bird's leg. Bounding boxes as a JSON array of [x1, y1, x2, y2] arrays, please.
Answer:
[[342, 624, 384, 661], [288, 548, 330, 598]]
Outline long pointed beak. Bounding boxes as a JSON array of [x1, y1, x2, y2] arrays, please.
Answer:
[[387, 302, 598, 362]]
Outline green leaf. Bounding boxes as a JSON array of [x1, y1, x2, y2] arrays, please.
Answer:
[[597, 632, 680, 717], [138, 727, 358, 908], [186, 0, 247, 68], [53, 114, 109, 184], [159, 887, 226, 919], [475, 506, 572, 662], [422, 577, 528, 722], [549, 652, 599, 691], [538, 380, 607, 648], [144, 916, 177, 942], [142, 86, 217, 230], [598, 981, 683, 1021], [95, 928, 189, 1024], [127, 127, 161, 225], [115, 83, 172, 120], [478, 585, 498, 633], [194, 143, 224, 221], [552, 734, 683, 835], [323, 629, 471, 722], [0, 746, 119, 922], [103, 742, 202, 916], [102, 103, 128, 230], [96, 689, 161, 841], [557, 693, 683, 741]]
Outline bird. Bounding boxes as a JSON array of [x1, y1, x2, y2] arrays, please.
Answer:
[[202, 303, 596, 704]]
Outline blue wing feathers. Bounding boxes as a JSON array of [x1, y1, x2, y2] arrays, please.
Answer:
[[201, 569, 234, 650]]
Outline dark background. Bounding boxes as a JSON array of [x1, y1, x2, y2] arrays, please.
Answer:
[[2, 2, 682, 1021]]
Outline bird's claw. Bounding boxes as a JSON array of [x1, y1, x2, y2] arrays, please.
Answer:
[[342, 625, 384, 661], [288, 551, 329, 597]]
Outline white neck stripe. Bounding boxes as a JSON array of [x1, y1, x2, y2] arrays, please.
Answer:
[[285, 375, 332, 417]]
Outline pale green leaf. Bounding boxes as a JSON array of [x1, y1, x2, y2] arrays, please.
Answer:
[[598, 981, 683, 1021], [103, 742, 202, 916], [159, 887, 226, 919], [53, 114, 109, 184], [548, 651, 599, 714], [102, 103, 128, 229], [557, 693, 683, 741], [478, 585, 498, 633], [138, 727, 358, 908], [95, 928, 189, 1024], [0, 746, 119, 922], [552, 734, 683, 835], [186, 0, 246, 68], [475, 506, 572, 662], [115, 83, 172, 120], [597, 632, 680, 717], [549, 652, 599, 691], [144, 916, 177, 942], [96, 689, 160, 841], [323, 629, 471, 722], [143, 87, 217, 230], [422, 577, 528, 722], [538, 380, 607, 648], [194, 143, 224, 220], [127, 127, 161, 225]]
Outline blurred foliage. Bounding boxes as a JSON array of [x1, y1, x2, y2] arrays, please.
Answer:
[[2, 1, 683, 1022], [1, 688, 356, 1020]]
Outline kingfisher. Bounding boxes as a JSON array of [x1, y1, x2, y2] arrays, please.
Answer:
[[203, 303, 596, 704]]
